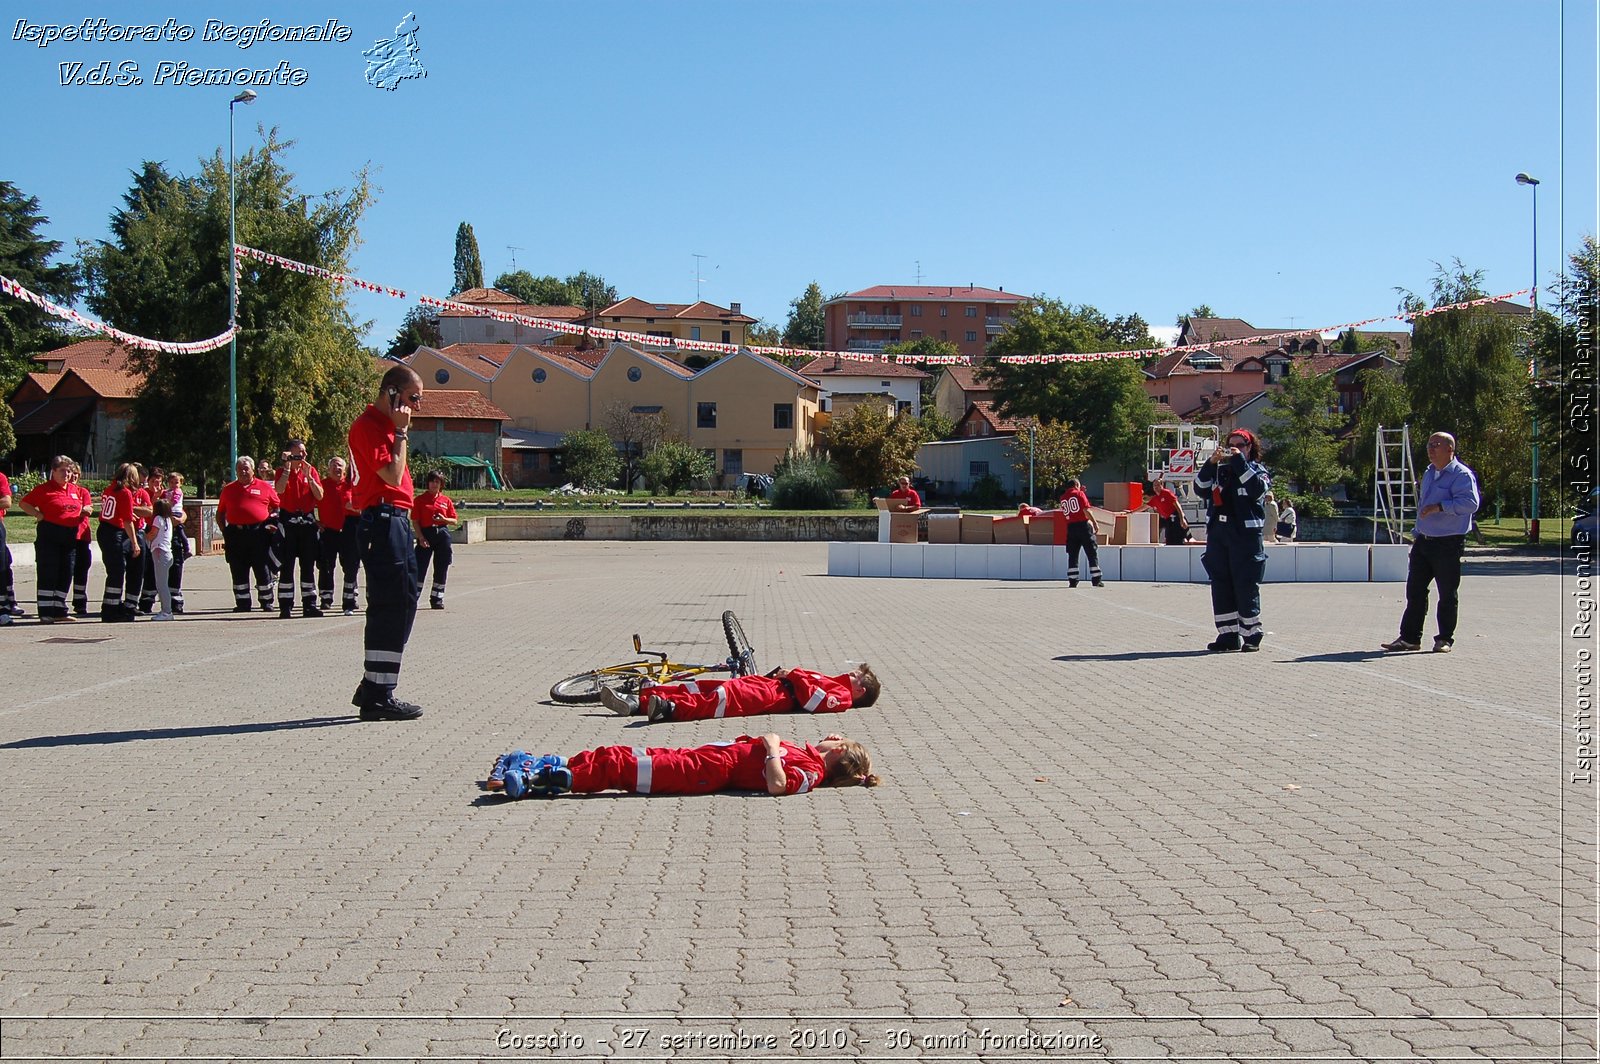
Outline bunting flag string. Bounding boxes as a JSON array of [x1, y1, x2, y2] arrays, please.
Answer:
[[0, 273, 236, 354], [231, 247, 1531, 369]]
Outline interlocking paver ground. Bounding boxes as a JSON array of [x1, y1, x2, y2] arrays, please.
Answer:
[[0, 542, 1593, 1061]]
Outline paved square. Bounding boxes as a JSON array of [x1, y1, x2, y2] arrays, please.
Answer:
[[0, 542, 1593, 1060]]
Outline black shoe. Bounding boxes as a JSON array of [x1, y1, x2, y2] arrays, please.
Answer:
[[1240, 641, 1262, 653], [1091, 578, 1105, 587], [646, 694, 674, 724], [1206, 637, 1242, 652], [430, 600, 444, 610], [232, 604, 253, 613], [1069, 580, 1080, 588], [278, 607, 294, 619], [304, 605, 326, 618], [260, 602, 274, 613], [352, 683, 424, 721]]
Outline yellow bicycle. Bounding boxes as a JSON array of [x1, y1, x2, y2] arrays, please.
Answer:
[[548, 610, 758, 704]]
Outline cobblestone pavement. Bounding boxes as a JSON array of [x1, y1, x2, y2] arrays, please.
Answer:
[[0, 543, 1593, 1061]]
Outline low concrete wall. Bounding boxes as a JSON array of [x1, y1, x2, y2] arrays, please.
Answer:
[[484, 514, 880, 542], [1298, 516, 1402, 544]]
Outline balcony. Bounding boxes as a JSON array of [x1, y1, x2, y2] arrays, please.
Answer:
[[986, 315, 1015, 333], [847, 313, 903, 328], [846, 339, 891, 353]]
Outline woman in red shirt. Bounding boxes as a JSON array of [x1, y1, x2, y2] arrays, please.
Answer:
[[67, 462, 94, 616], [412, 470, 459, 610], [96, 462, 143, 621], [18, 455, 86, 623]]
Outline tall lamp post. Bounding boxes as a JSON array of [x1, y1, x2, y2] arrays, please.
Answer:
[[228, 88, 258, 468], [1515, 172, 1539, 542]]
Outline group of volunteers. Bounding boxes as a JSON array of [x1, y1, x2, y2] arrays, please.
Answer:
[[213, 445, 457, 619], [11, 458, 191, 623]]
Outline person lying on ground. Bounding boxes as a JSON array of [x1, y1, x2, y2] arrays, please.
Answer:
[[599, 664, 880, 723]]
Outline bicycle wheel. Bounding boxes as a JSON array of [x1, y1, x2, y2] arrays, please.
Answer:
[[549, 668, 645, 704], [722, 610, 757, 676]]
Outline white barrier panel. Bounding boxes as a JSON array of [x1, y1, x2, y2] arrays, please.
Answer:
[[1190, 546, 1211, 583], [987, 544, 1022, 580], [955, 545, 988, 579], [1019, 545, 1055, 580], [1263, 544, 1296, 583], [1153, 545, 1192, 583], [1295, 546, 1333, 582], [1330, 544, 1370, 582], [1098, 545, 1123, 582], [1370, 543, 1408, 581], [923, 543, 957, 579], [889, 543, 923, 578], [827, 541, 860, 578], [1121, 545, 1157, 582], [858, 542, 892, 578]]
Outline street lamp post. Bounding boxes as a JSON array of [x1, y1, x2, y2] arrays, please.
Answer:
[[228, 88, 257, 468], [1515, 172, 1539, 542]]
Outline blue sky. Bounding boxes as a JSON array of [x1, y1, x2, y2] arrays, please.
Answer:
[[3, 0, 1595, 351]]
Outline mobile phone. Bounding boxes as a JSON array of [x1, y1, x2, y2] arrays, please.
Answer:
[[387, 386, 400, 412]]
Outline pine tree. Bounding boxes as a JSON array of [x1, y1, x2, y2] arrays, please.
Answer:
[[0, 182, 80, 456], [452, 222, 484, 295]]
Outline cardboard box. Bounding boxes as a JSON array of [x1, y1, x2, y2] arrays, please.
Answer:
[[927, 513, 961, 544], [1026, 511, 1064, 546], [993, 515, 1029, 544], [1111, 512, 1154, 545], [1088, 506, 1117, 540], [888, 512, 920, 544], [960, 514, 995, 544], [1102, 482, 1145, 511], [874, 496, 920, 513]]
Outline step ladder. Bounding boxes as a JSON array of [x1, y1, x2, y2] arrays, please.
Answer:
[[1373, 425, 1415, 544]]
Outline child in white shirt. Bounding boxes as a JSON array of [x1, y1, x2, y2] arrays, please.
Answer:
[[146, 498, 175, 620]]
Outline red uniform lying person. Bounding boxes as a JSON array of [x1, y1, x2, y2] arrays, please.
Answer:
[[484, 734, 880, 798], [599, 665, 880, 723]]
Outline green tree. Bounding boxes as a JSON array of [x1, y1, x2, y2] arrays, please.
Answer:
[[782, 282, 827, 349], [978, 296, 1158, 472], [885, 337, 962, 424], [452, 222, 484, 295], [600, 399, 669, 492], [640, 439, 714, 494], [492, 269, 617, 310], [917, 405, 955, 442], [1348, 365, 1413, 503], [559, 428, 621, 489], [385, 304, 441, 358], [824, 404, 922, 492], [79, 135, 375, 483], [1175, 304, 1217, 327], [0, 181, 80, 456], [1007, 418, 1091, 500], [1259, 362, 1347, 493], [1400, 260, 1527, 508]]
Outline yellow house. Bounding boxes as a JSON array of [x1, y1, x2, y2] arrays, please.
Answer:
[[400, 342, 821, 483], [581, 297, 757, 351]]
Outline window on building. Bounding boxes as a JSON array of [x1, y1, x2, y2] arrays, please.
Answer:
[[909, 305, 922, 317], [970, 461, 990, 477], [897, 400, 913, 415], [646, 330, 672, 341], [965, 306, 977, 317], [697, 402, 717, 428], [773, 403, 793, 430], [532, 368, 547, 383], [434, 369, 450, 384], [939, 306, 949, 317], [911, 330, 922, 339], [965, 331, 978, 343], [940, 330, 948, 340], [723, 449, 743, 475], [722, 330, 731, 344], [880, 380, 891, 388], [627, 366, 642, 382], [690, 326, 701, 341]]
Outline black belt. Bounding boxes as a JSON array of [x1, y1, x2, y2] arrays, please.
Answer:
[[365, 503, 408, 517], [1415, 532, 1464, 541]]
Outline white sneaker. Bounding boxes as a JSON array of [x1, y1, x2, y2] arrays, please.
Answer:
[[152, 612, 174, 621]]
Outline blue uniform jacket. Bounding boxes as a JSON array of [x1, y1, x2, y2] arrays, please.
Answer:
[[1194, 451, 1271, 529]]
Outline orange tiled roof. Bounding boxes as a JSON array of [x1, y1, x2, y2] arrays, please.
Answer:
[[831, 285, 1026, 304], [417, 389, 509, 420], [592, 297, 756, 324], [797, 355, 930, 380], [32, 339, 138, 373], [65, 366, 142, 399]]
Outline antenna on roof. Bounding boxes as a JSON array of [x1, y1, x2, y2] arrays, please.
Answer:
[[506, 245, 523, 270], [915, 260, 922, 285], [692, 253, 707, 299]]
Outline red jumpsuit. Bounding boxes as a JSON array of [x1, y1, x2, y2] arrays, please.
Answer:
[[569, 736, 827, 796], [644, 670, 855, 721]]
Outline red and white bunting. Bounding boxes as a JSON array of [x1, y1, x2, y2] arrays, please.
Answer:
[[230, 248, 1533, 369], [0, 273, 235, 354]]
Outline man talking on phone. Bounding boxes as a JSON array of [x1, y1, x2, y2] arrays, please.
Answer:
[[347, 365, 427, 720]]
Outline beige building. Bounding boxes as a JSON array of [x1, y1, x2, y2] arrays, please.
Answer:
[[437, 288, 584, 346], [580, 297, 757, 351], [403, 342, 822, 483]]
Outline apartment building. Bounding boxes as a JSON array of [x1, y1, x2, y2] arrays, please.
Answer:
[[822, 284, 1029, 360]]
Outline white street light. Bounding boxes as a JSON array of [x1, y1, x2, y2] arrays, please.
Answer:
[[228, 89, 258, 468]]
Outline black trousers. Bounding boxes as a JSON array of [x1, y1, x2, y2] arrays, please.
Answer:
[[34, 521, 76, 619], [318, 517, 361, 609], [96, 523, 134, 617], [71, 535, 92, 614], [416, 526, 454, 603], [223, 523, 271, 608], [359, 505, 419, 693], [1066, 521, 1101, 583], [277, 517, 321, 609], [1159, 514, 1188, 546], [1202, 521, 1266, 647], [168, 527, 187, 611], [0, 517, 13, 613], [1400, 534, 1465, 643]]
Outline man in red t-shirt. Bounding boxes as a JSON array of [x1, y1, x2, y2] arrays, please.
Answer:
[[347, 365, 426, 721], [316, 456, 361, 614], [0, 469, 17, 622], [1145, 475, 1190, 546], [216, 457, 279, 612], [886, 475, 922, 510], [1060, 477, 1104, 587], [274, 438, 326, 618]]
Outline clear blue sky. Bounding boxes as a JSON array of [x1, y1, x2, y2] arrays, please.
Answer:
[[4, 0, 1595, 351]]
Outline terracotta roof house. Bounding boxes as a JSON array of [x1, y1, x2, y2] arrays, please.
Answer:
[[436, 288, 584, 347], [954, 400, 1024, 439], [407, 388, 511, 489], [823, 284, 1029, 361], [579, 297, 757, 353], [796, 355, 929, 418], [932, 363, 997, 423], [8, 362, 144, 473], [30, 338, 138, 375]]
